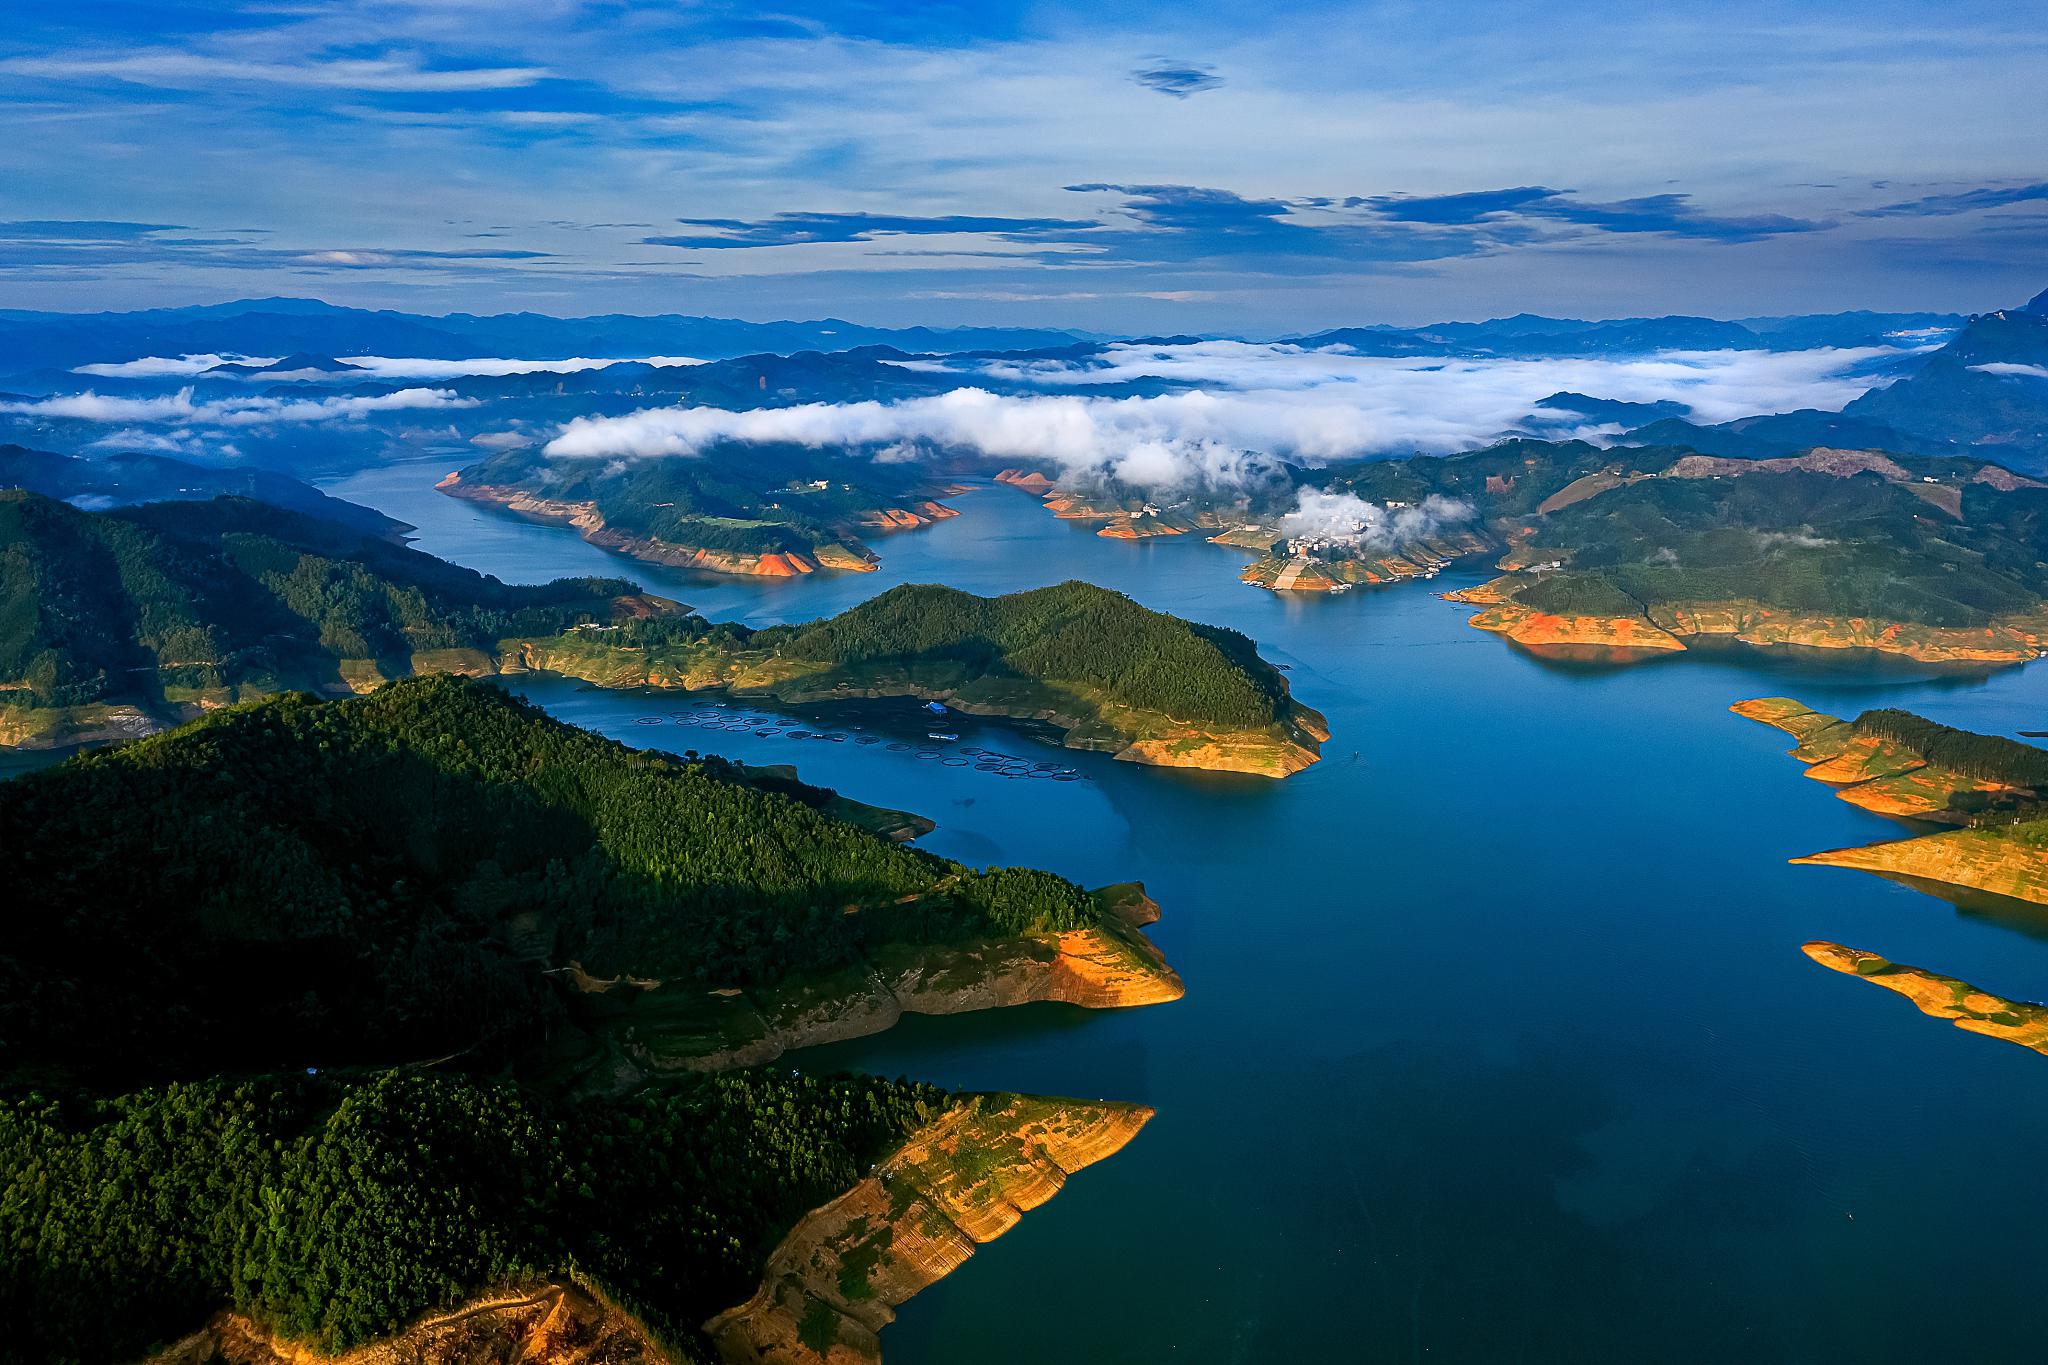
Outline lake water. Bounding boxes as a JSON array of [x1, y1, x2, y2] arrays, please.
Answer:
[[331, 459, 2048, 1365]]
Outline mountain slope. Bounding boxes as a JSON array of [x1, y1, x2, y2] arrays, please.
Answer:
[[0, 677, 1173, 1365], [0, 441, 404, 537], [0, 490, 652, 742]]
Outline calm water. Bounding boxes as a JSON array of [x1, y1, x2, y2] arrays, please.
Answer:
[[331, 459, 2048, 1365]]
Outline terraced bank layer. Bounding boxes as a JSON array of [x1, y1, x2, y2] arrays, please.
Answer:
[[1804, 942, 2048, 1060], [1452, 586, 2048, 663], [1734, 697, 2048, 905], [707, 1095, 1153, 1365]]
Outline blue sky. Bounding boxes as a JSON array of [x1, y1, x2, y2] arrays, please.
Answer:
[[2, 0, 2044, 329]]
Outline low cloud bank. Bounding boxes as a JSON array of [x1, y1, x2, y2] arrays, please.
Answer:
[[333, 355, 704, 379], [1971, 362, 2048, 381], [1280, 490, 1476, 550], [74, 353, 281, 377], [918, 339, 1905, 425], [70, 354, 705, 381], [548, 387, 1399, 493], [0, 386, 476, 426], [544, 340, 1902, 497]]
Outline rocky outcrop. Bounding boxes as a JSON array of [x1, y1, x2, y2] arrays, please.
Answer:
[[855, 501, 961, 534], [619, 890, 1184, 1074], [1803, 942, 2048, 1059], [705, 1095, 1152, 1365], [1113, 706, 1329, 778], [146, 1284, 661, 1365], [992, 468, 1057, 495], [1652, 601, 2048, 663], [0, 701, 174, 750], [1452, 582, 2048, 664]]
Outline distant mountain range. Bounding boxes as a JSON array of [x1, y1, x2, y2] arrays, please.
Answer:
[[0, 442, 406, 537], [1600, 297, 2048, 469], [1283, 310, 1961, 357], [0, 297, 1098, 373]]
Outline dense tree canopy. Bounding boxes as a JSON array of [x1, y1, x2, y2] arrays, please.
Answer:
[[763, 581, 1293, 728], [0, 1068, 942, 1365], [0, 490, 635, 708], [461, 442, 939, 557], [0, 674, 1101, 1088], [1852, 708, 2048, 790]]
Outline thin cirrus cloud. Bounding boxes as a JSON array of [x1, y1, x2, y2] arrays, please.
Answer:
[[0, 220, 556, 275], [539, 342, 1902, 496], [1857, 182, 2048, 218], [639, 182, 1830, 277], [645, 212, 1102, 250], [1130, 62, 1224, 98], [1363, 187, 1828, 242], [0, 50, 550, 92]]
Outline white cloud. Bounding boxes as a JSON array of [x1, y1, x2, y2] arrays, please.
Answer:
[[70, 353, 706, 382], [1280, 489, 1476, 550], [333, 354, 704, 378], [542, 342, 1909, 494], [74, 353, 281, 377], [0, 386, 477, 426], [0, 52, 548, 93], [918, 339, 1907, 424], [1970, 362, 2048, 380]]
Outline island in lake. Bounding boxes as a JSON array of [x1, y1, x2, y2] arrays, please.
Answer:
[[0, 492, 1322, 776], [0, 675, 1171, 1365], [504, 580, 1329, 778], [445, 441, 967, 577], [1734, 697, 2048, 905], [1804, 942, 2048, 1061]]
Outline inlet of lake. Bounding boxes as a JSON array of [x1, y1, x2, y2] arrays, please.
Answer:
[[330, 458, 2048, 1364]]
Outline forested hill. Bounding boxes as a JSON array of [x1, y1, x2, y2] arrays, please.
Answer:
[[1320, 439, 2048, 637], [0, 1050, 943, 1365], [0, 674, 1102, 1089], [0, 489, 646, 714], [764, 580, 1294, 729], [455, 441, 951, 562]]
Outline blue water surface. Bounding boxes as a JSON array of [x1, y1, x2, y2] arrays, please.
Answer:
[[328, 460, 2048, 1365]]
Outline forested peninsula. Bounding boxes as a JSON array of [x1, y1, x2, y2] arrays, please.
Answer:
[[1, 493, 1322, 775], [442, 443, 964, 578], [0, 676, 1174, 1365], [1735, 697, 2048, 905], [505, 580, 1329, 778]]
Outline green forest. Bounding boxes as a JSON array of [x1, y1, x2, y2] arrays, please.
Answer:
[[0, 489, 638, 710], [1312, 437, 2048, 627], [1851, 708, 2048, 791], [0, 674, 1102, 1089], [0, 1068, 941, 1364], [460, 441, 938, 556], [1524, 470, 2048, 626], [0, 673, 1148, 1362], [760, 581, 1293, 728]]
